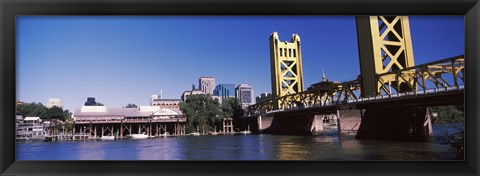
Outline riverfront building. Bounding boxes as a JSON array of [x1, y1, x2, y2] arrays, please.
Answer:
[[151, 99, 182, 109], [236, 84, 255, 110], [72, 105, 186, 138], [199, 76, 216, 95], [16, 116, 48, 141], [47, 98, 62, 108]]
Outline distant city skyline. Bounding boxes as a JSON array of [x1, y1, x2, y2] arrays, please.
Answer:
[[17, 16, 464, 112]]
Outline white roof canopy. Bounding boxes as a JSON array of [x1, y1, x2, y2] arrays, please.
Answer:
[[152, 109, 179, 116], [24, 117, 41, 121]]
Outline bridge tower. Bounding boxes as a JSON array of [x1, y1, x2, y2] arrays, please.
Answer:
[[356, 16, 416, 97], [269, 32, 304, 109], [355, 16, 433, 140]]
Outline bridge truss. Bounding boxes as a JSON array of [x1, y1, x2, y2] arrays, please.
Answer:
[[248, 55, 464, 115]]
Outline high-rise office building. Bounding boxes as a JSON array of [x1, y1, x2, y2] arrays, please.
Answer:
[[199, 76, 216, 95], [235, 84, 254, 110], [213, 84, 235, 100]]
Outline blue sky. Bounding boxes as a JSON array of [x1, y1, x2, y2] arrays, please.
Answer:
[[16, 16, 464, 112]]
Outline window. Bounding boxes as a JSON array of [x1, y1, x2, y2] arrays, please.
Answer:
[[241, 90, 252, 104], [293, 49, 296, 57], [279, 48, 283, 56], [289, 49, 292, 57]]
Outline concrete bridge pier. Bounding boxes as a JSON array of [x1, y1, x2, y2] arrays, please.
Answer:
[[257, 115, 274, 132], [258, 113, 324, 135], [337, 109, 362, 135], [238, 115, 273, 133], [310, 115, 324, 133], [355, 107, 432, 141]]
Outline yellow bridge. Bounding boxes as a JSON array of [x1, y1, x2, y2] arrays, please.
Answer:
[[248, 55, 464, 115], [244, 16, 465, 140]]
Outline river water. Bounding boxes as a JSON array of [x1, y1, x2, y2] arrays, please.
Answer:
[[16, 123, 463, 160]]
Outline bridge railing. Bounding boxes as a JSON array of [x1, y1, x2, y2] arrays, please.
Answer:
[[377, 55, 464, 95], [247, 55, 465, 116], [248, 84, 464, 116], [349, 84, 464, 103]]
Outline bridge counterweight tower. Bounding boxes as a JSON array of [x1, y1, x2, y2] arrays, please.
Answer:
[[270, 32, 304, 109], [356, 16, 416, 97]]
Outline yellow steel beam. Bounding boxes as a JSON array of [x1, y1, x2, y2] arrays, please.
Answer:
[[356, 16, 416, 97], [270, 32, 304, 109]]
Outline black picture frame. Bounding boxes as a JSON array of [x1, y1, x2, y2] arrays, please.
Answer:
[[1, 0, 479, 175]]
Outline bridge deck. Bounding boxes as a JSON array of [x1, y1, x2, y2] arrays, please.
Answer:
[[249, 86, 463, 117]]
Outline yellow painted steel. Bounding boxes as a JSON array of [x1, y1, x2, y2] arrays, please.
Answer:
[[248, 17, 463, 115], [270, 32, 304, 109], [356, 16, 416, 97], [248, 55, 464, 116]]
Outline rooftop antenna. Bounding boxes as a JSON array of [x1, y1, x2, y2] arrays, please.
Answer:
[[160, 90, 163, 99]]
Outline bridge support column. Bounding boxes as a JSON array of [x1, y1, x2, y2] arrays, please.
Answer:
[[337, 109, 363, 135], [259, 113, 325, 135], [356, 107, 432, 141], [311, 115, 323, 133], [258, 115, 274, 133]]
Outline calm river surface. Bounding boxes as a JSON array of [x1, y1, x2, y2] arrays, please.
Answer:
[[16, 123, 463, 160]]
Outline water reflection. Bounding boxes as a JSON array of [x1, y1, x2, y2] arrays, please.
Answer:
[[175, 135, 274, 160], [275, 139, 309, 160], [74, 140, 107, 160], [139, 138, 181, 160], [16, 126, 461, 160]]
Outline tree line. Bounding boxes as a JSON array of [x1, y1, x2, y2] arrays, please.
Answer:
[[17, 102, 72, 121], [179, 94, 244, 134], [430, 105, 464, 124]]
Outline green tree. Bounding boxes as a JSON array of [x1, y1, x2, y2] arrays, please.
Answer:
[[179, 94, 223, 133], [220, 98, 235, 118], [439, 127, 464, 159], [63, 109, 72, 120], [17, 102, 47, 119], [64, 118, 75, 132], [125, 103, 138, 108], [44, 106, 65, 120], [221, 97, 244, 120], [430, 105, 464, 124], [17, 102, 72, 121]]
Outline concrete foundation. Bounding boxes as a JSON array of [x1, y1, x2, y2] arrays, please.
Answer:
[[337, 109, 362, 135], [259, 113, 325, 135], [356, 107, 432, 141], [258, 116, 274, 131], [311, 115, 324, 133], [244, 106, 432, 141]]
